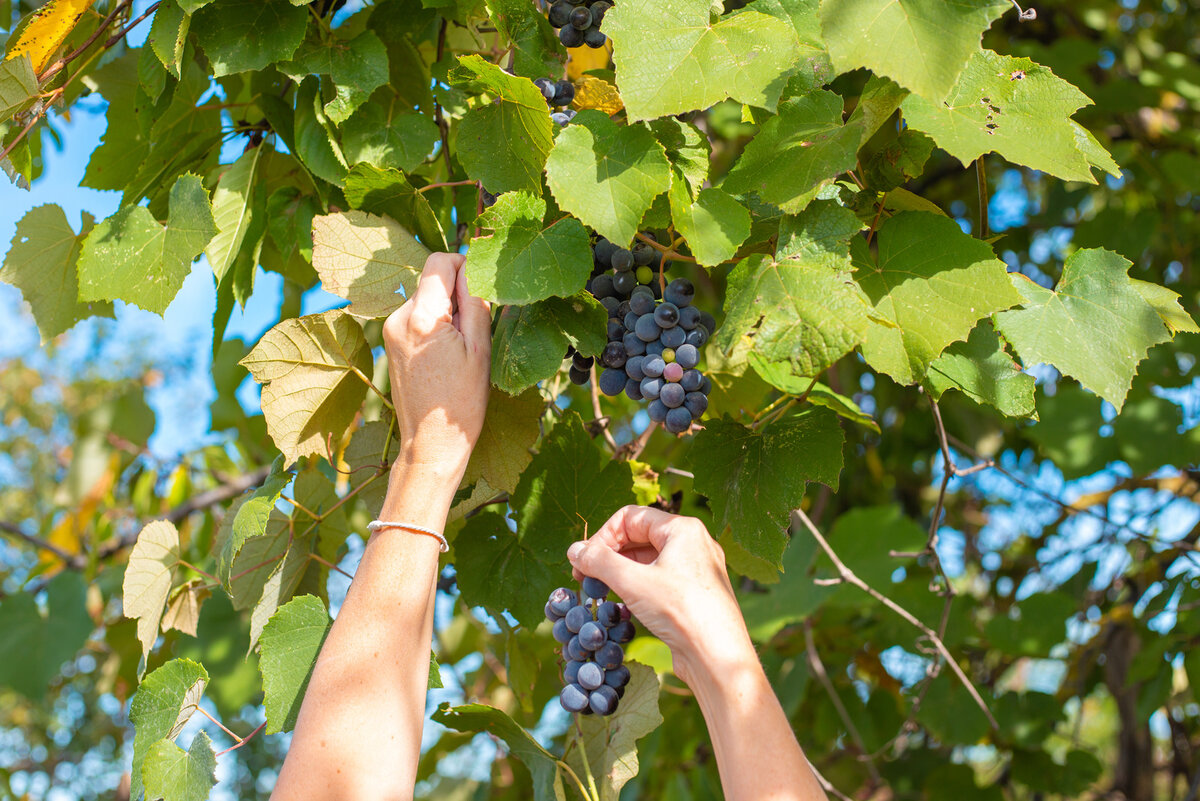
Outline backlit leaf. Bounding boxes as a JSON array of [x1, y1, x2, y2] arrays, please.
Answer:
[[311, 210, 429, 319], [259, 595, 331, 734]]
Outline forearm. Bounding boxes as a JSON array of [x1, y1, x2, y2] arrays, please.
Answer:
[[273, 449, 458, 800], [684, 634, 828, 801]]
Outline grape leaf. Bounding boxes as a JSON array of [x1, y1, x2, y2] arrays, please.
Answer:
[[903, 50, 1109, 183], [993, 248, 1173, 410], [749, 354, 880, 432], [1132, 279, 1199, 335], [0, 52, 37, 123], [3, 0, 92, 74], [341, 91, 441, 173], [1, 205, 113, 341], [774, 198, 864, 264], [259, 595, 331, 734], [148, 0, 190, 79], [926, 320, 1036, 418], [311, 210, 430, 319], [342, 419, 399, 514], [191, 0, 308, 76], [141, 731, 217, 801], [455, 512, 565, 629], [0, 572, 92, 700], [205, 147, 261, 284], [722, 90, 859, 213], [122, 521, 182, 670], [819, 0, 1008, 102], [452, 54, 554, 194], [240, 310, 374, 465], [161, 580, 210, 637], [129, 659, 209, 801], [668, 179, 751, 268], [465, 387, 544, 494], [813, 505, 926, 607], [485, 0, 564, 79], [649, 118, 711, 198], [544, 110, 671, 246], [856, 211, 1022, 385], [343, 163, 447, 251], [280, 30, 390, 124], [432, 702, 566, 801], [566, 663, 664, 801], [293, 76, 350, 186], [490, 292, 608, 395], [220, 470, 291, 577], [745, 0, 835, 97], [605, 0, 800, 121], [77, 174, 216, 315], [465, 192, 593, 304], [688, 411, 844, 581]]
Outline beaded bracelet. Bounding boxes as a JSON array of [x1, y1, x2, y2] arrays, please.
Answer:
[[366, 520, 449, 553]]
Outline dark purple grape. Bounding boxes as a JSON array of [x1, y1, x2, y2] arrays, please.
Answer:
[[564, 660, 584, 684], [569, 366, 590, 385], [662, 362, 684, 383], [605, 663, 630, 688], [559, 24, 584, 46], [597, 601, 621, 626], [593, 239, 616, 266], [582, 576, 609, 600], [566, 636, 589, 661], [623, 311, 640, 331], [590, 0, 612, 22], [629, 289, 655, 316], [553, 618, 572, 643], [579, 620, 606, 651], [635, 313, 660, 342], [624, 379, 644, 401], [616, 602, 631, 621], [598, 296, 619, 317], [645, 340, 665, 357], [640, 376, 663, 399], [613, 270, 636, 295], [601, 341, 627, 369], [664, 278, 694, 307], [578, 661, 604, 690], [548, 587, 578, 617], [641, 356, 665, 378], [684, 391, 708, 418], [573, 352, 594, 371], [660, 326, 686, 349], [680, 368, 703, 392], [632, 243, 655, 265], [675, 343, 699, 369], [551, 111, 571, 126], [565, 605, 591, 633], [647, 399, 668, 422], [599, 367, 626, 396], [700, 374, 713, 395], [570, 6, 592, 29], [678, 305, 701, 330], [664, 406, 692, 434], [606, 319, 623, 341], [534, 77, 556, 100], [553, 80, 575, 106], [625, 355, 645, 380], [609, 620, 636, 643], [611, 249, 635, 271], [595, 641, 624, 669], [622, 331, 646, 356], [685, 326, 708, 348], [548, 0, 573, 26], [584, 26, 607, 48], [589, 685, 619, 715], [699, 311, 717, 332], [591, 273, 615, 298], [660, 382, 685, 408], [561, 683, 590, 712], [653, 302, 679, 329]]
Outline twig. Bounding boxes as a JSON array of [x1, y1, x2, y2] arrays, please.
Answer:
[[803, 621, 884, 787], [976, 158, 989, 239], [417, 179, 479, 194], [620, 421, 656, 461], [806, 759, 853, 801], [215, 721, 266, 757], [176, 559, 220, 585], [793, 507, 998, 730], [1008, 0, 1037, 20], [433, 19, 453, 174], [0, 520, 80, 565], [307, 551, 354, 580], [588, 365, 619, 451], [39, 0, 133, 81], [0, 113, 41, 165]]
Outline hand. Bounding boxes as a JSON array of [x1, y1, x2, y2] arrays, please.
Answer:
[[567, 506, 755, 686], [382, 253, 492, 483]]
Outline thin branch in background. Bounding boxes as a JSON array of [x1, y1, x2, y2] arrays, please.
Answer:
[[0, 520, 79, 565], [803, 621, 884, 788], [806, 759, 854, 801], [976, 158, 990, 239], [588, 365, 619, 452], [793, 507, 999, 730], [39, 0, 134, 81]]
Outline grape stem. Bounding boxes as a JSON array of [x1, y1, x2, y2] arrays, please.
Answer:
[[588, 365, 620, 452], [573, 717, 603, 801]]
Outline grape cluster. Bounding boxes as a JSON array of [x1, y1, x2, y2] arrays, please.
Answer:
[[569, 236, 715, 434], [533, 78, 577, 127], [546, 0, 611, 49], [547, 578, 634, 716]]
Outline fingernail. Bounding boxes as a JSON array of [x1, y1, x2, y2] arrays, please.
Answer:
[[567, 541, 586, 562]]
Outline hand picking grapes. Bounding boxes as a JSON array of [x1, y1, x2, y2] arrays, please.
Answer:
[[272, 254, 827, 801]]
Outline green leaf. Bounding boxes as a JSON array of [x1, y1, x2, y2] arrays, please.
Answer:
[[342, 418, 399, 514], [0, 52, 37, 123], [455, 512, 564, 629], [311, 210, 430, 319], [814, 507, 926, 607], [259, 595, 332, 734], [240, 310, 374, 465], [465, 192, 593, 304], [993, 248, 1172, 410], [122, 520, 182, 670], [343, 163, 447, 251], [1, 204, 113, 341], [341, 91, 441, 174], [1132, 279, 1200, 335], [566, 663, 663, 801], [857, 211, 1022, 385], [688, 411, 844, 581], [0, 572, 92, 700], [141, 731, 217, 801], [148, 0, 190, 80], [129, 658, 209, 801], [722, 90, 859, 213], [77, 174, 216, 315], [485, 0, 564, 79], [749, 354, 880, 432], [739, 529, 826, 640], [745, 0, 835, 97], [465, 387, 544, 494], [984, 591, 1074, 657], [819, 0, 1007, 102], [926, 320, 1036, 418], [222, 470, 291, 577], [605, 0, 800, 121], [649, 118, 711, 198], [432, 703, 566, 801], [191, 0, 308, 76], [280, 30, 390, 124], [544, 110, 671, 246], [668, 180, 750, 268], [294, 76, 349, 186], [452, 54, 554, 194], [490, 293, 608, 394], [902, 50, 1108, 183]]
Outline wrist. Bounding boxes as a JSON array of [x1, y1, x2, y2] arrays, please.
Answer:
[[376, 447, 464, 530], [674, 616, 758, 688]]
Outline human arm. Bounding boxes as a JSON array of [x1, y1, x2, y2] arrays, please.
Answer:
[[567, 506, 828, 801], [272, 254, 491, 801]]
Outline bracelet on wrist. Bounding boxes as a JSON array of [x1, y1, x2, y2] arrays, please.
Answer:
[[366, 520, 448, 552]]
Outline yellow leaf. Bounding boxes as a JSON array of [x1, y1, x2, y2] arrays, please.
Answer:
[[571, 74, 623, 116], [161, 579, 210, 637], [5, 0, 96, 74], [566, 41, 610, 81], [36, 451, 117, 571]]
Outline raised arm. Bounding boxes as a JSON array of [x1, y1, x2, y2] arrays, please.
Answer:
[[272, 253, 491, 801], [568, 506, 828, 801]]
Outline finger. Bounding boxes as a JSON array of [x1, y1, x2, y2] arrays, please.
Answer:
[[410, 253, 464, 330], [455, 261, 493, 354], [567, 537, 650, 598], [593, 505, 681, 552]]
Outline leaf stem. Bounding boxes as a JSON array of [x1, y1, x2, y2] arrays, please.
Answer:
[[417, 179, 480, 194], [573, 717, 602, 801], [195, 706, 242, 744], [175, 558, 220, 584], [215, 721, 266, 757], [975, 158, 989, 239], [557, 759, 593, 801]]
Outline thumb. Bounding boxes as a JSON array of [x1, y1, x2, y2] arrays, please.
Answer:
[[567, 538, 647, 600], [455, 262, 492, 357]]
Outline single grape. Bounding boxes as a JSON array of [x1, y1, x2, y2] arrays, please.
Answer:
[[613, 270, 636, 295], [582, 576, 610, 600], [481, 189, 498, 208], [599, 296, 620, 317], [553, 80, 575, 106], [590, 0, 612, 22], [624, 355, 645, 380], [595, 641, 624, 669], [593, 239, 616, 265], [629, 290, 655, 316], [584, 26, 607, 48], [548, 0, 573, 26], [611, 248, 635, 271], [572, 352, 595, 371], [565, 604, 591, 633], [601, 341, 627, 369], [566, 636, 589, 662], [634, 313, 660, 342], [616, 299, 631, 319], [605, 664, 631, 688], [660, 326, 686, 349], [632, 243, 655, 266], [641, 355, 665, 378], [606, 319, 623, 341], [675, 343, 699, 369], [561, 683, 590, 713], [661, 347, 675, 364], [640, 376, 663, 400], [589, 685, 619, 715], [660, 382, 685, 408], [597, 601, 621, 626], [551, 111, 571, 126], [680, 369, 703, 392], [664, 278, 695, 307], [616, 602, 632, 621], [591, 273, 615, 298], [534, 77, 556, 100], [647, 399, 668, 423], [699, 311, 717, 333], [568, 366, 590, 385], [559, 24, 583, 46], [569, 6, 592, 29], [624, 379, 644, 401], [623, 311, 640, 331], [685, 326, 709, 348], [700, 374, 713, 395], [662, 362, 684, 383], [622, 331, 646, 356], [599, 367, 626, 396], [564, 660, 584, 685], [546, 600, 561, 620], [578, 661, 605, 690], [635, 265, 654, 284], [552, 618, 572, 643], [684, 391, 708, 418], [608, 620, 636, 644], [664, 406, 692, 434], [548, 587, 578, 616], [578, 620, 607, 651], [653, 302, 679, 329], [645, 339, 665, 357], [678, 305, 701, 330]]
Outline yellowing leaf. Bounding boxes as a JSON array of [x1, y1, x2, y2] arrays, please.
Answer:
[[4, 0, 95, 74], [160, 579, 211, 637], [566, 41, 610, 81], [122, 520, 181, 673], [311, 210, 429, 319], [571, 74, 623, 115]]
